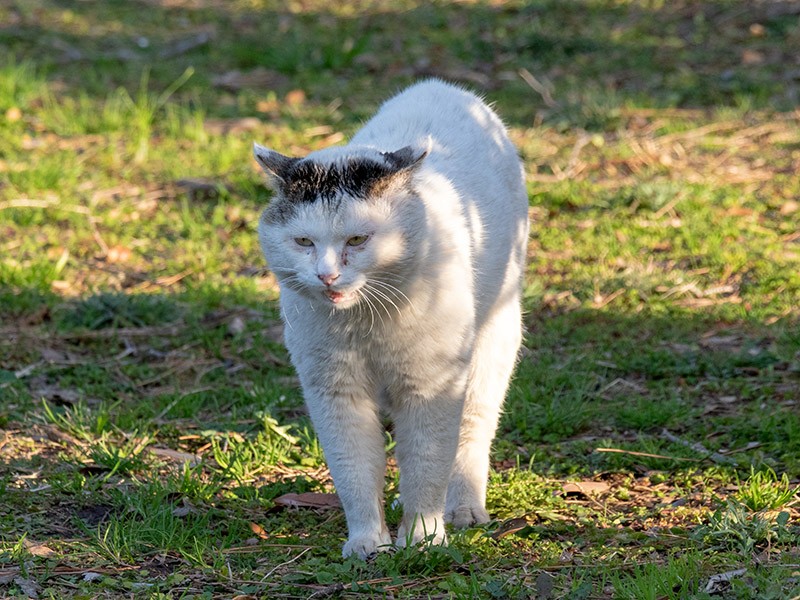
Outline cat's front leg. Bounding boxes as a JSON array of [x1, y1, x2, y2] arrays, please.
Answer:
[[391, 388, 464, 549], [304, 389, 390, 559]]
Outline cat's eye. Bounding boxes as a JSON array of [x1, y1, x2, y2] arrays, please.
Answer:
[[294, 237, 314, 247], [346, 235, 369, 247]]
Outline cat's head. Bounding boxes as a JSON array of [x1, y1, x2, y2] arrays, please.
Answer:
[[254, 143, 429, 310]]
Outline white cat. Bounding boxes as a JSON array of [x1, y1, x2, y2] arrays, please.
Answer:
[[254, 80, 528, 559]]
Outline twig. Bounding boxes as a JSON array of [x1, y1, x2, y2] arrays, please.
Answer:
[[261, 547, 311, 581], [518, 68, 557, 107], [158, 31, 214, 59], [661, 429, 736, 464], [594, 448, 700, 462]]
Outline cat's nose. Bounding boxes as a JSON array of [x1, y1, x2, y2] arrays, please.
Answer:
[[318, 273, 340, 286]]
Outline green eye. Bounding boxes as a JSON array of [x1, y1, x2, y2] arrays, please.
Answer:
[[346, 235, 369, 247], [294, 237, 314, 247]]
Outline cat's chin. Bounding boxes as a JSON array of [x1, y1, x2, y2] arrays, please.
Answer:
[[323, 289, 359, 309]]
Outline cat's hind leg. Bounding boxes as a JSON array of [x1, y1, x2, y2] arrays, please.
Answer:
[[445, 301, 522, 528]]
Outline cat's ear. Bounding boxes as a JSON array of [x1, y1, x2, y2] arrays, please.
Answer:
[[381, 139, 431, 172], [253, 143, 297, 184]]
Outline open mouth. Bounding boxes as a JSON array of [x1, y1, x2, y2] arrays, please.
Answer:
[[324, 290, 351, 304]]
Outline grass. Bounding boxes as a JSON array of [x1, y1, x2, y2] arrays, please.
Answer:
[[1, 0, 800, 597]]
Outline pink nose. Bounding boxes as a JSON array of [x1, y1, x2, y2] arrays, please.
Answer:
[[318, 273, 340, 286]]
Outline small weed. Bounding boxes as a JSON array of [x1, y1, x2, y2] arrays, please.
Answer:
[[734, 467, 799, 512], [611, 553, 704, 600], [85, 432, 152, 479], [42, 399, 112, 442], [695, 498, 794, 555]]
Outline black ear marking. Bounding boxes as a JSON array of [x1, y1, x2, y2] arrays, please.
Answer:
[[253, 143, 299, 183], [381, 145, 429, 171]]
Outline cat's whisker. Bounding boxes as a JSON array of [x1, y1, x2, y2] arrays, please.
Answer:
[[355, 289, 375, 335], [357, 288, 382, 334], [365, 283, 403, 318], [370, 279, 417, 314], [361, 286, 391, 324]]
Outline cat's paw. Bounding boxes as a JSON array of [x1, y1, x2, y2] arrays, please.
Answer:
[[445, 504, 490, 529], [342, 531, 392, 560], [396, 514, 447, 549]]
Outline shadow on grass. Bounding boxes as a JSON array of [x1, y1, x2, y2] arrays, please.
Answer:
[[2, 284, 799, 479]]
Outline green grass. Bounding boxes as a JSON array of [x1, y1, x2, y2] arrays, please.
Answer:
[[2, 0, 800, 598]]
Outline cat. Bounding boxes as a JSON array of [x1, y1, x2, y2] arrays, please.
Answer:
[[254, 79, 529, 559]]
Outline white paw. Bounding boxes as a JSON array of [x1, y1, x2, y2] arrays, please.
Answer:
[[342, 531, 392, 559], [445, 504, 490, 528]]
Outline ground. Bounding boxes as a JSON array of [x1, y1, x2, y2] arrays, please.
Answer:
[[0, 0, 799, 598]]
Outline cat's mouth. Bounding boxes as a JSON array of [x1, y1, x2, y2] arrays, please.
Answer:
[[324, 289, 356, 306]]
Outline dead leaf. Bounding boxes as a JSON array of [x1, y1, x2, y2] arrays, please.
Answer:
[[741, 49, 765, 65], [203, 117, 261, 136], [704, 568, 747, 593], [175, 178, 230, 201], [535, 571, 555, 600], [562, 481, 611, 496], [212, 67, 288, 91], [6, 106, 22, 122], [285, 89, 306, 106], [256, 99, 280, 113], [172, 498, 196, 517], [249, 522, 269, 539], [34, 385, 81, 405], [147, 446, 200, 466], [490, 517, 530, 540], [106, 245, 132, 264], [780, 200, 799, 215], [273, 492, 340, 510], [24, 541, 56, 558], [14, 576, 41, 599]]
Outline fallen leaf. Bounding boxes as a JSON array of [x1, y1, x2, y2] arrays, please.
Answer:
[[204, 117, 261, 135], [25, 541, 56, 558], [285, 89, 306, 106], [249, 522, 269, 539], [256, 99, 280, 113], [704, 568, 747, 593], [212, 67, 288, 91], [147, 446, 200, 466], [535, 571, 555, 600], [562, 481, 611, 496], [14, 576, 41, 599], [780, 200, 799, 215], [172, 499, 196, 517], [6, 106, 22, 122], [106, 245, 132, 264], [741, 49, 765, 65], [175, 178, 230, 201], [273, 492, 341, 509], [490, 517, 530, 540], [34, 385, 81, 405]]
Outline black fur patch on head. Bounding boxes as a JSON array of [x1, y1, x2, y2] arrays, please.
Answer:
[[278, 158, 399, 205]]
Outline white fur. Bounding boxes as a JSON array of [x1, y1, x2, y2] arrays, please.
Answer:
[[256, 80, 529, 558]]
